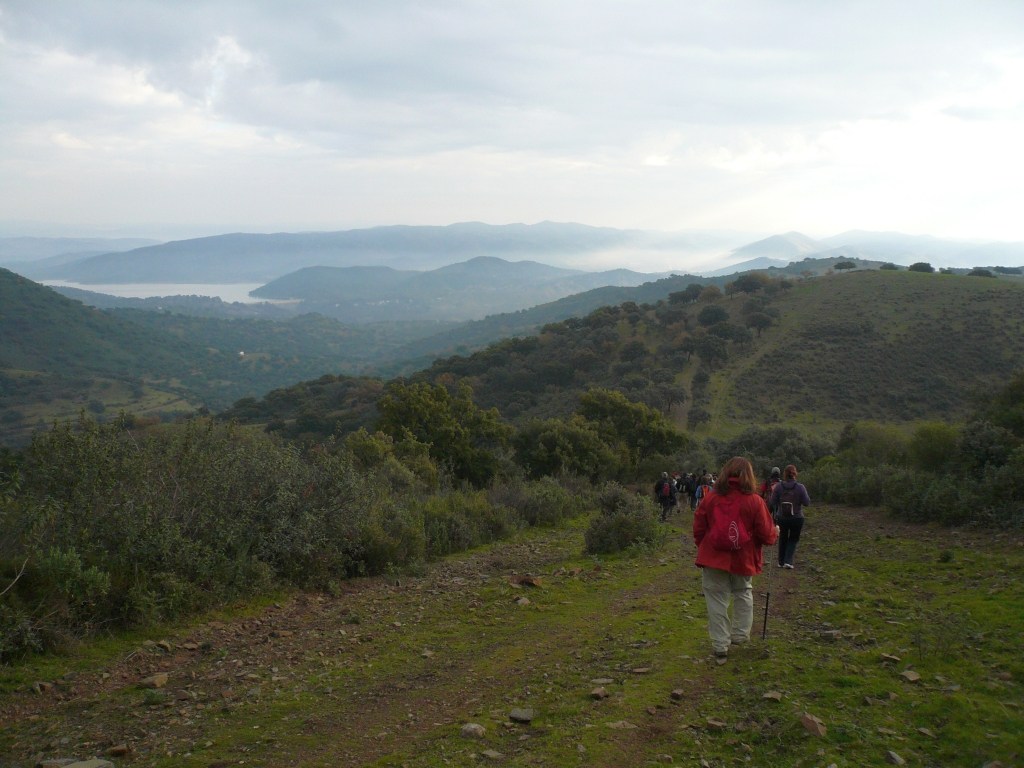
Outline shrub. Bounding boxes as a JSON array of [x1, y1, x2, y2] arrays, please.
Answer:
[[802, 460, 891, 507], [421, 491, 516, 558], [584, 483, 665, 554], [487, 477, 585, 528]]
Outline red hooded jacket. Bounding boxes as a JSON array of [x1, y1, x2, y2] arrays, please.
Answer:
[[693, 478, 778, 575]]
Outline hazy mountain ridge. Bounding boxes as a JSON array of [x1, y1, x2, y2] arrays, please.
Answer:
[[0, 236, 161, 264], [17, 223, 743, 284], [6, 225, 1022, 291], [251, 256, 668, 323]]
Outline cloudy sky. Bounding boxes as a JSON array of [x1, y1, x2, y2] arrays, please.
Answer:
[[2, 1, 1023, 245]]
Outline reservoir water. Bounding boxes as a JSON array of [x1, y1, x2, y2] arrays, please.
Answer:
[[42, 281, 265, 304]]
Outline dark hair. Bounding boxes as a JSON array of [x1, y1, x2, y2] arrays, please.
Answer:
[[783, 464, 798, 480], [716, 456, 756, 494]]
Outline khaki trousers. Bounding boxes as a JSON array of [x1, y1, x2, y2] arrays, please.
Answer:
[[701, 567, 754, 654]]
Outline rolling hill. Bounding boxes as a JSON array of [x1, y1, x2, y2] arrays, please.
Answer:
[[250, 256, 666, 323], [0, 269, 434, 445], [222, 269, 1024, 441]]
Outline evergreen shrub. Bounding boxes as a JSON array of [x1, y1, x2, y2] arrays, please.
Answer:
[[487, 477, 585, 528], [584, 483, 664, 554]]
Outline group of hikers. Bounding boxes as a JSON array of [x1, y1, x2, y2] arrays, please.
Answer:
[[656, 457, 811, 665], [652, 470, 716, 520]]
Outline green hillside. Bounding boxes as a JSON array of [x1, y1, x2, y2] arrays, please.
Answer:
[[411, 270, 1024, 435], [725, 271, 1024, 426], [0, 270, 434, 444]]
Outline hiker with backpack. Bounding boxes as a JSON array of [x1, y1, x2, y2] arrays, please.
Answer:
[[760, 467, 781, 516], [768, 464, 811, 569], [654, 471, 676, 522], [693, 456, 779, 664]]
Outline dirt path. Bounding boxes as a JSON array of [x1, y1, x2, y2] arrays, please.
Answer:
[[5, 504, 1007, 768]]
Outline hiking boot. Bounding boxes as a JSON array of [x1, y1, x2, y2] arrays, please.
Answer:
[[783, 563, 794, 569], [713, 650, 728, 665]]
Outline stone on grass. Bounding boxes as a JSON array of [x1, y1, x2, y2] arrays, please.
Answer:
[[670, 689, 686, 701], [705, 717, 727, 730], [509, 707, 534, 723], [139, 673, 168, 689], [481, 749, 505, 761], [590, 687, 609, 699], [885, 750, 906, 765], [460, 722, 486, 739], [900, 670, 921, 683], [800, 712, 827, 737], [762, 690, 783, 701], [606, 720, 638, 729]]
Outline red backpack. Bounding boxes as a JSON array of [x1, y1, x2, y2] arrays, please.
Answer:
[[707, 498, 752, 551]]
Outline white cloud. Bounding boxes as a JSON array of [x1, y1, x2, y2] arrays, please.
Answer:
[[1, 1, 1024, 243]]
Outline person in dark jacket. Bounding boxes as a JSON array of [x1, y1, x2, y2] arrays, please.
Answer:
[[654, 471, 676, 521], [693, 456, 779, 663], [769, 464, 811, 569]]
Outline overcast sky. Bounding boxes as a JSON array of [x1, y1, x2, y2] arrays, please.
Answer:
[[2, 1, 1023, 245]]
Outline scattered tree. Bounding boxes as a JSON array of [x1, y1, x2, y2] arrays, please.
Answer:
[[698, 285, 723, 302], [697, 304, 729, 327], [834, 260, 857, 272], [908, 262, 935, 273], [726, 272, 771, 295], [745, 312, 774, 337]]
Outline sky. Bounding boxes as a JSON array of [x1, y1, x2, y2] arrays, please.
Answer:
[[2, 0, 1024, 247]]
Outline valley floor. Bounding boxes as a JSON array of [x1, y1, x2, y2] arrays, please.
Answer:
[[1, 505, 1021, 767]]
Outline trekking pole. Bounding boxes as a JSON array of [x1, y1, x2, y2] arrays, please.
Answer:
[[761, 542, 776, 640]]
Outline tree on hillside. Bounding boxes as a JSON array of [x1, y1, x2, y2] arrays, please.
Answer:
[[577, 388, 686, 470], [745, 312, 774, 337], [908, 262, 935, 273], [994, 266, 1022, 275], [967, 268, 996, 278], [697, 304, 729, 327], [513, 416, 617, 480], [699, 285, 723, 302], [669, 284, 704, 304], [694, 334, 728, 369], [834, 260, 857, 271], [725, 272, 771, 295], [377, 381, 512, 485], [880, 262, 900, 270], [982, 371, 1024, 438]]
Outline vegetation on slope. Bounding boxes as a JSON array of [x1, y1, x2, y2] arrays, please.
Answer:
[[0, 269, 446, 445]]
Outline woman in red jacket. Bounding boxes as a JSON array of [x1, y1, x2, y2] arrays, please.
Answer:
[[693, 456, 779, 664]]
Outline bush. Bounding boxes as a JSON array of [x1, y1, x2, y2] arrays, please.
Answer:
[[584, 483, 665, 554], [802, 459, 891, 507], [421, 491, 516, 558], [487, 477, 586, 528]]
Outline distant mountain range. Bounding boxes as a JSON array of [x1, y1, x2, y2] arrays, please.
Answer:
[[704, 230, 1024, 275], [3, 223, 746, 284], [4, 225, 1020, 292]]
